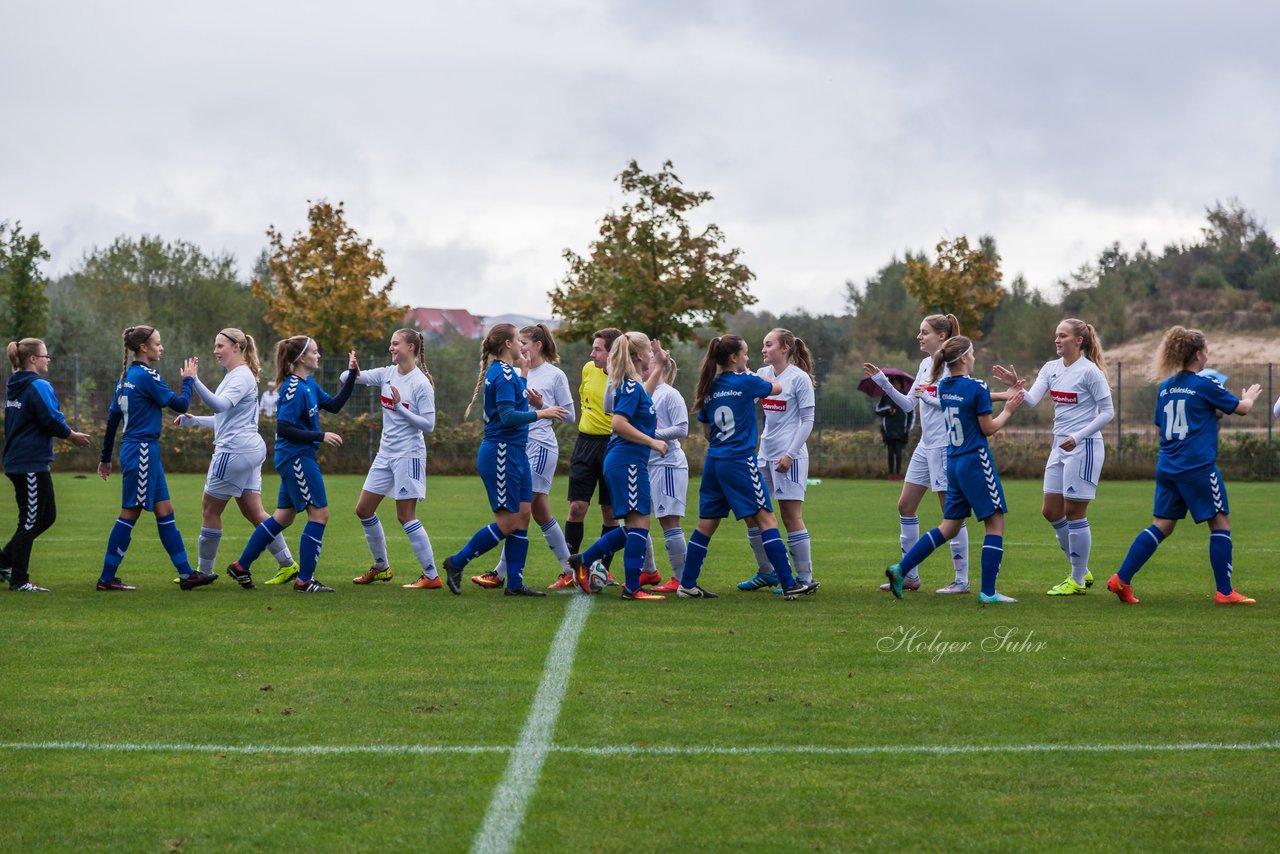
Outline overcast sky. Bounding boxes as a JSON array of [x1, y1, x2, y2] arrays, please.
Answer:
[[4, 1, 1278, 318]]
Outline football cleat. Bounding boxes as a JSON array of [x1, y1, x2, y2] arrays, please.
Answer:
[[936, 580, 971, 595], [737, 571, 779, 591], [637, 570, 662, 587], [1047, 577, 1087, 596], [293, 578, 335, 593], [227, 563, 256, 589], [979, 591, 1018, 604], [569, 554, 592, 594], [547, 572, 576, 590], [1215, 590, 1256, 605], [621, 588, 666, 601], [353, 565, 394, 584], [1106, 573, 1139, 604], [883, 565, 906, 599], [781, 581, 819, 600], [676, 584, 717, 599], [471, 571, 503, 589], [178, 571, 218, 591], [97, 578, 137, 591], [263, 562, 300, 585], [443, 557, 462, 595], [504, 586, 547, 597], [651, 578, 681, 593], [402, 574, 442, 589], [11, 581, 50, 592], [1083, 570, 1095, 588], [605, 571, 620, 587]]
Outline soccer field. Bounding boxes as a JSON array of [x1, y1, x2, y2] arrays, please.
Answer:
[[2, 474, 1277, 852]]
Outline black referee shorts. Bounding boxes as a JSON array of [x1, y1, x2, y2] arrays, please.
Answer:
[[567, 432, 612, 506]]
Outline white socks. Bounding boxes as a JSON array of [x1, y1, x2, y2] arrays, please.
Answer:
[[403, 519, 437, 579], [1068, 519, 1091, 585], [950, 522, 969, 584], [360, 514, 389, 569]]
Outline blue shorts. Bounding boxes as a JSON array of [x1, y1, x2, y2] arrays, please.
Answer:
[[276, 454, 328, 510], [603, 456, 651, 519], [698, 455, 772, 520], [1153, 465, 1229, 523], [478, 440, 532, 513], [944, 449, 1008, 521], [120, 441, 170, 510]]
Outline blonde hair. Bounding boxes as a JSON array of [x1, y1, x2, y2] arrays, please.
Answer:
[[768, 327, 816, 387], [218, 328, 260, 379], [930, 335, 973, 384], [1157, 326, 1207, 377], [1061, 318, 1106, 374], [660, 355, 678, 385], [923, 313, 961, 339], [607, 331, 651, 386], [465, 323, 518, 418], [7, 338, 44, 371], [274, 335, 311, 386], [393, 328, 433, 386], [694, 334, 746, 412]]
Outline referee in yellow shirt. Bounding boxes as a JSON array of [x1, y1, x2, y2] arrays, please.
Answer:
[[564, 327, 623, 572]]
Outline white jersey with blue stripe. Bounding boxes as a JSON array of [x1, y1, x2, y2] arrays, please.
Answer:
[[207, 365, 264, 455]]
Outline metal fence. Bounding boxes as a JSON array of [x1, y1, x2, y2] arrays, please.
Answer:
[[17, 355, 1280, 480]]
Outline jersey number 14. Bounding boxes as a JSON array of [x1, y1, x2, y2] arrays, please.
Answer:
[[1162, 399, 1189, 441]]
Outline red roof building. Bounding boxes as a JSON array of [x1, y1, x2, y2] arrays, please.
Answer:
[[403, 307, 486, 339]]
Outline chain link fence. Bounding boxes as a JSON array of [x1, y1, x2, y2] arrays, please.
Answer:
[[17, 354, 1280, 481]]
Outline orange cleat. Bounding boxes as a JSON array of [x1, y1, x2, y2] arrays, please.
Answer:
[[353, 565, 394, 584], [1106, 573, 1140, 604], [401, 574, 443, 589], [1215, 590, 1256, 605], [471, 571, 503, 589], [547, 572, 576, 590], [651, 578, 680, 593], [621, 588, 666, 601], [638, 570, 662, 587]]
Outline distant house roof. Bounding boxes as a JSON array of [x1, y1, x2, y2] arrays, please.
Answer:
[[403, 307, 486, 339]]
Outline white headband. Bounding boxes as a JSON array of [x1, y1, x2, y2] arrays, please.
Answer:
[[292, 338, 314, 364], [946, 344, 974, 364]]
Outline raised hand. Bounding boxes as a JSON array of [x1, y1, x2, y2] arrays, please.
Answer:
[[1242, 383, 1263, 403], [181, 357, 198, 378], [348, 351, 359, 372], [992, 364, 1019, 388], [862, 362, 881, 377]]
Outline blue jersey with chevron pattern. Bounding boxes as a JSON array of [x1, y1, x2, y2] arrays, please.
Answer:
[[274, 374, 337, 464], [937, 376, 992, 458], [482, 361, 531, 446], [605, 378, 656, 466], [1154, 371, 1238, 476], [698, 371, 774, 461], [109, 362, 194, 444]]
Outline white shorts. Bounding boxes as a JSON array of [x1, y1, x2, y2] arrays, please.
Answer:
[[759, 456, 808, 502], [904, 444, 948, 492], [1043, 437, 1104, 501], [527, 442, 559, 496], [362, 454, 427, 501], [204, 446, 265, 499], [650, 464, 688, 518]]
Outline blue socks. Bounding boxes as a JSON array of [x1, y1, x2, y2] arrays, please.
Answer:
[[1117, 525, 1165, 584], [581, 526, 627, 567], [503, 529, 529, 590], [681, 530, 712, 587], [623, 528, 649, 592], [101, 516, 136, 581], [452, 523, 505, 569], [299, 520, 325, 582], [238, 516, 284, 571], [155, 513, 193, 576], [900, 528, 944, 574], [760, 528, 795, 588], [1209, 529, 1233, 595], [980, 534, 1003, 597]]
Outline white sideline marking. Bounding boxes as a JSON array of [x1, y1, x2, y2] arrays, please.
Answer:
[[3, 739, 1277, 758], [469, 595, 594, 854]]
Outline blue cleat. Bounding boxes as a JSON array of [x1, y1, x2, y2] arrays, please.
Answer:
[[737, 571, 779, 591]]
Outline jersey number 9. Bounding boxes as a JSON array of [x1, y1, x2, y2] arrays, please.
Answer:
[[713, 406, 736, 441]]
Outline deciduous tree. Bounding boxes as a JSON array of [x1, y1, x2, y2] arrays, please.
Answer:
[[904, 235, 1003, 340], [0, 220, 51, 341]]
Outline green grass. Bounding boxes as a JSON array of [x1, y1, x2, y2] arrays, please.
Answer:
[[2, 474, 1278, 851]]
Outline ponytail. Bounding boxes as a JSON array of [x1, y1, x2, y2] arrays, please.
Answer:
[[693, 334, 746, 412], [7, 338, 43, 371], [218, 328, 260, 379], [929, 336, 973, 384], [121, 326, 157, 384], [607, 331, 650, 386], [394, 327, 433, 386], [924, 313, 961, 339], [1063, 318, 1106, 374], [1157, 326, 1206, 377], [274, 335, 310, 386], [520, 323, 560, 365], [768, 327, 816, 388], [465, 323, 517, 418]]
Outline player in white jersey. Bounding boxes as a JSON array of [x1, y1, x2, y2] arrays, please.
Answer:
[[173, 328, 299, 587], [643, 356, 690, 593], [993, 319, 1113, 596], [342, 329, 441, 589], [471, 324, 578, 590], [737, 328, 820, 592], [864, 314, 973, 594]]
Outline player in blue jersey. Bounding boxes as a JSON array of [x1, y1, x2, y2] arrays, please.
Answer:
[[96, 326, 209, 591], [677, 335, 819, 601], [224, 335, 359, 592], [442, 323, 568, 597], [3, 338, 92, 591], [568, 331, 671, 600], [1107, 327, 1261, 605], [885, 335, 1025, 604]]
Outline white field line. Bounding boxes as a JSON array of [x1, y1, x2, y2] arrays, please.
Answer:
[[3, 739, 1278, 758], [469, 594, 594, 854]]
